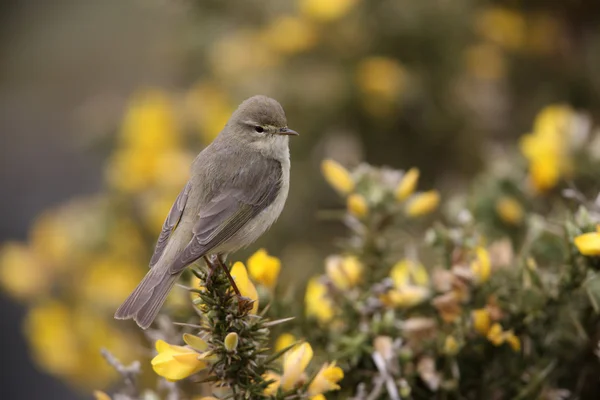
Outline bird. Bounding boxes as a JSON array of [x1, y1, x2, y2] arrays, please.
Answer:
[[115, 95, 297, 329]]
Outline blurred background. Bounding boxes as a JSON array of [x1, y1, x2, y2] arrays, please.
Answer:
[[1, 0, 600, 398]]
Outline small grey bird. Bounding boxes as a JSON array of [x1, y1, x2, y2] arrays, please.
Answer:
[[115, 95, 297, 329]]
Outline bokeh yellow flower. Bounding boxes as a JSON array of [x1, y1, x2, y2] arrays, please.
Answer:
[[471, 247, 492, 283], [261, 16, 317, 54], [574, 226, 600, 256], [80, 256, 144, 309], [307, 362, 344, 395], [185, 81, 234, 143], [299, 0, 357, 22], [406, 190, 440, 217], [395, 168, 420, 201], [390, 259, 429, 287], [356, 57, 407, 106], [151, 339, 208, 381], [381, 286, 430, 309], [93, 391, 111, 400], [0, 242, 48, 300], [486, 323, 505, 346], [231, 262, 259, 314], [106, 90, 181, 193], [347, 193, 368, 217], [275, 333, 297, 353], [281, 342, 313, 390], [325, 255, 363, 290], [29, 211, 72, 269], [210, 31, 281, 82], [305, 277, 334, 323], [505, 331, 521, 352], [476, 7, 526, 51], [472, 308, 492, 335], [519, 104, 574, 192], [25, 301, 79, 377], [247, 249, 281, 290], [25, 301, 136, 387], [321, 159, 355, 195], [443, 336, 459, 356], [485, 323, 520, 351], [263, 371, 282, 395], [495, 196, 524, 225]]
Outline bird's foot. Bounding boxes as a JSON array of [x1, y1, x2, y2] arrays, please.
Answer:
[[236, 295, 254, 314]]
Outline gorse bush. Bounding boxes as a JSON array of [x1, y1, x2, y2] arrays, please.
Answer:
[[3, 0, 600, 398]]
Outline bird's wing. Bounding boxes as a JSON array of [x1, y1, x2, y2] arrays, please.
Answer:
[[149, 182, 192, 267], [168, 158, 282, 274]]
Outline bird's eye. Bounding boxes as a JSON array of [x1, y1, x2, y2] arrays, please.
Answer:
[[254, 126, 264, 133]]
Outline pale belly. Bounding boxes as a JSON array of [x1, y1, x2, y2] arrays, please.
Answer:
[[213, 162, 290, 255]]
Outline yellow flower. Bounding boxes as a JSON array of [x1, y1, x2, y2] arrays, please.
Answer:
[[347, 193, 368, 217], [24, 301, 79, 377], [574, 226, 600, 256], [185, 82, 234, 143], [357, 57, 407, 101], [486, 323, 505, 346], [247, 249, 281, 290], [262, 16, 317, 54], [496, 196, 524, 225], [505, 331, 521, 352], [305, 277, 334, 323], [230, 262, 259, 314], [263, 371, 282, 395], [406, 191, 440, 217], [519, 104, 574, 192], [151, 339, 207, 381], [390, 259, 429, 287], [275, 333, 297, 353], [472, 308, 492, 335], [119, 90, 179, 151], [0, 242, 48, 300], [281, 342, 313, 390], [224, 332, 239, 352], [471, 247, 491, 283], [29, 211, 72, 269], [325, 255, 363, 290], [93, 391, 111, 400], [443, 336, 459, 356], [395, 168, 420, 201], [210, 31, 281, 82], [299, 0, 357, 22], [307, 362, 344, 395], [381, 286, 430, 309], [311, 396, 326, 400], [80, 256, 144, 309], [321, 159, 355, 195], [475, 7, 526, 51]]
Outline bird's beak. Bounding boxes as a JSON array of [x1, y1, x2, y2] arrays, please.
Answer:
[[277, 127, 299, 136]]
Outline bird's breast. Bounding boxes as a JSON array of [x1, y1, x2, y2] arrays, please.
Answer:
[[218, 157, 290, 253]]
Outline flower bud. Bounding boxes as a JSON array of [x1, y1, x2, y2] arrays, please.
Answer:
[[224, 332, 239, 352]]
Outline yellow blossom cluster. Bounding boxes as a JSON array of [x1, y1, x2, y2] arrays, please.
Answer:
[[321, 160, 440, 219], [263, 342, 344, 397]]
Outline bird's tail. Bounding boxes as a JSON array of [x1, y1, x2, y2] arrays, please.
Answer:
[[114, 266, 182, 329]]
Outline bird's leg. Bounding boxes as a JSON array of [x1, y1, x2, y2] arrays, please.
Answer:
[[203, 256, 216, 289], [216, 255, 254, 314], [215, 254, 241, 296]]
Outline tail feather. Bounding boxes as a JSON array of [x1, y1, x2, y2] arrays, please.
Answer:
[[115, 267, 181, 329]]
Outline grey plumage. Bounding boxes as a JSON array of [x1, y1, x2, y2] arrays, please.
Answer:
[[114, 95, 296, 329]]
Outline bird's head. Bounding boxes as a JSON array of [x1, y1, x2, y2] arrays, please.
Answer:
[[227, 95, 298, 144]]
